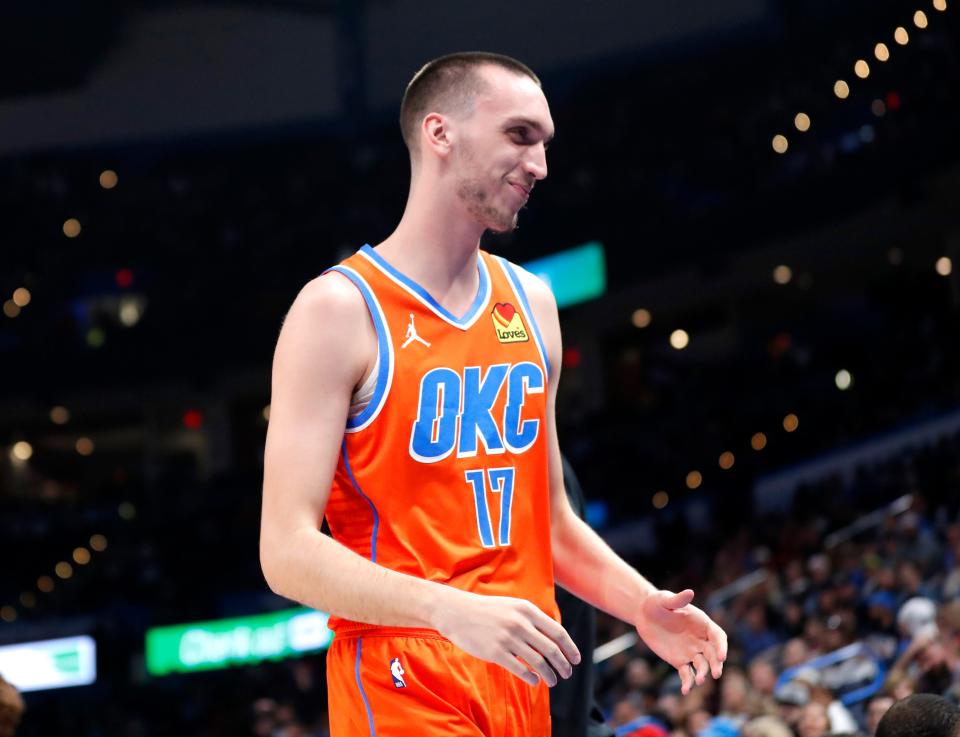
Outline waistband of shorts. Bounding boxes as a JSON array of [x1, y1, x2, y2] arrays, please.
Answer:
[[332, 623, 450, 642]]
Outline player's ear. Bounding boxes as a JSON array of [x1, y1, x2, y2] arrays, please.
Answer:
[[422, 113, 453, 159]]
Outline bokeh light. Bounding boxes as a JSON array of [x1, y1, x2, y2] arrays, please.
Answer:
[[12, 288, 31, 307], [632, 308, 652, 328], [11, 441, 33, 461], [119, 298, 142, 327], [773, 265, 793, 285], [63, 218, 82, 238], [836, 369, 853, 390]]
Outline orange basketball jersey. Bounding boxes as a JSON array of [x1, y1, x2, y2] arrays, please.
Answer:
[[324, 245, 559, 634]]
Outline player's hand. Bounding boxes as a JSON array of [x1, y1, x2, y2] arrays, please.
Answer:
[[431, 590, 581, 688], [634, 589, 727, 695]]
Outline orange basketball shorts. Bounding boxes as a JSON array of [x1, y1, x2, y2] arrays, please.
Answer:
[[326, 628, 551, 736]]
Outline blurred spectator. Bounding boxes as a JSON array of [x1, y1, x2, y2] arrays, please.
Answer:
[[875, 693, 960, 737], [865, 695, 894, 736], [802, 678, 858, 734], [742, 715, 794, 737], [783, 638, 813, 669], [718, 667, 753, 727], [865, 592, 899, 637], [697, 716, 740, 737], [737, 605, 781, 662], [748, 659, 777, 698], [898, 598, 939, 641], [796, 701, 831, 737], [0, 677, 23, 737], [774, 680, 810, 732], [613, 692, 648, 729]]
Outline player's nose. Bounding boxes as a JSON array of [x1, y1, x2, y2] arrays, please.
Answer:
[[523, 143, 548, 181]]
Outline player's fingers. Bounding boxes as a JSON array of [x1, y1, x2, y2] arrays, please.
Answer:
[[703, 641, 723, 679], [511, 641, 558, 688], [692, 652, 710, 686], [525, 627, 574, 679], [708, 620, 729, 663], [661, 588, 695, 610], [495, 652, 540, 687], [529, 610, 581, 665], [679, 663, 695, 695]]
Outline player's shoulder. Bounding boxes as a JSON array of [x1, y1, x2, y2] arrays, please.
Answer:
[[278, 270, 374, 357], [499, 259, 557, 316], [274, 270, 374, 381], [289, 269, 368, 322]]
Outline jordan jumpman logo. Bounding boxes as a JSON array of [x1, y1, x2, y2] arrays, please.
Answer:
[[401, 313, 430, 349]]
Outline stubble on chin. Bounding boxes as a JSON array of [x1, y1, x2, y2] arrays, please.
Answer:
[[456, 177, 518, 234]]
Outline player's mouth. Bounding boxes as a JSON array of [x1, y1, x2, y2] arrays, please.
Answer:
[[507, 181, 531, 202]]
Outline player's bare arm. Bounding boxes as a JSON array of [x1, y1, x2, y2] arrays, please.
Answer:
[[260, 270, 579, 688], [516, 266, 728, 694], [260, 271, 443, 627]]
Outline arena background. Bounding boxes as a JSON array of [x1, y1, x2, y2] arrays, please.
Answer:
[[2, 1, 960, 735]]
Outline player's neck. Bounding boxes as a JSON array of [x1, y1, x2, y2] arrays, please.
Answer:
[[373, 190, 482, 307]]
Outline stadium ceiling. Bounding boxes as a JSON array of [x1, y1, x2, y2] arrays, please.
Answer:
[[0, 0, 351, 99]]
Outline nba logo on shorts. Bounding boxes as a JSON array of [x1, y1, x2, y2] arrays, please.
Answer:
[[390, 657, 406, 688]]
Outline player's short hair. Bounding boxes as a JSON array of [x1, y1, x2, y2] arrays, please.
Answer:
[[399, 52, 540, 156], [876, 693, 960, 737]]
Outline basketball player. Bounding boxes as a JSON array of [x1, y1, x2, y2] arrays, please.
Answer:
[[260, 52, 727, 736]]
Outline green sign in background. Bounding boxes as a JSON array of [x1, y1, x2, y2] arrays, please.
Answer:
[[146, 607, 331, 676], [522, 241, 606, 309]]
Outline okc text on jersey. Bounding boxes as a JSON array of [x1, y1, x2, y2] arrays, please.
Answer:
[[408, 361, 545, 463]]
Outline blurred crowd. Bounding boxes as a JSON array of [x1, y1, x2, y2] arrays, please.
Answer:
[[595, 434, 960, 737]]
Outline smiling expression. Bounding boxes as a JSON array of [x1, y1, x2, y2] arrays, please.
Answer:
[[449, 65, 555, 233]]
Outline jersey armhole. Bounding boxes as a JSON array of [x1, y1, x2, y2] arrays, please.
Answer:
[[323, 266, 395, 432], [493, 257, 552, 379]]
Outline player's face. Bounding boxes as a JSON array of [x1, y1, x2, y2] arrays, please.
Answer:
[[452, 66, 554, 233]]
